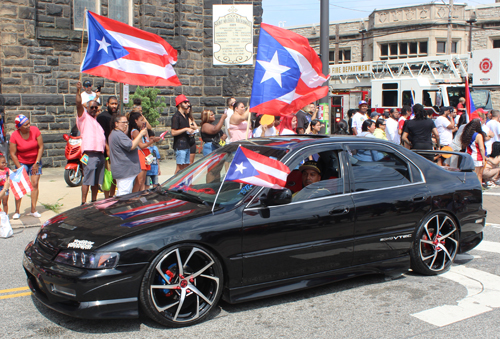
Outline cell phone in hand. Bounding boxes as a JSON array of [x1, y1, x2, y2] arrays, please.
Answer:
[[142, 123, 147, 129], [96, 85, 102, 92]]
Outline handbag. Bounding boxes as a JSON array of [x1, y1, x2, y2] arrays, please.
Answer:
[[102, 168, 113, 191], [0, 212, 13, 238], [212, 132, 225, 149]]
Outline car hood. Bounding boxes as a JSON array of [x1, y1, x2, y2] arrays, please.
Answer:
[[37, 190, 212, 251]]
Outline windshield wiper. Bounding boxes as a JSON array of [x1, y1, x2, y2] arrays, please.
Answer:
[[166, 189, 212, 207]]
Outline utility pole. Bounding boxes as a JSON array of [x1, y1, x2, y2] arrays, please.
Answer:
[[467, 12, 477, 53], [335, 24, 339, 64], [319, 0, 330, 131], [446, 0, 454, 54]]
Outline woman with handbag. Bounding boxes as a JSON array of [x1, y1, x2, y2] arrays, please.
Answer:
[[201, 110, 227, 156], [128, 112, 160, 192], [186, 105, 199, 164]]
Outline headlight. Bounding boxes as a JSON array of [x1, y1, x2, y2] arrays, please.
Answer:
[[54, 250, 119, 269], [68, 138, 81, 146]]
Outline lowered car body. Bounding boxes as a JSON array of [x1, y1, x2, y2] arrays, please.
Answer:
[[23, 136, 486, 327]]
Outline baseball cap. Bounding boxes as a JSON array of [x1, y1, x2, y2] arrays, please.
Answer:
[[370, 112, 379, 118], [175, 94, 189, 107], [358, 100, 368, 106], [439, 106, 453, 115], [83, 80, 92, 87], [299, 161, 321, 174]]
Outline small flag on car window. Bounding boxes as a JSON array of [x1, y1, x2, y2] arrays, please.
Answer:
[[225, 146, 290, 189]]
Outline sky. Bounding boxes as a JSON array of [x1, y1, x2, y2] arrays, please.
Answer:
[[262, 0, 497, 28]]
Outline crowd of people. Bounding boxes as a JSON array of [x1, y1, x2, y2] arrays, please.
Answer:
[[346, 98, 500, 188]]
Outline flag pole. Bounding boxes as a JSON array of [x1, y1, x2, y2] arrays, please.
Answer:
[[212, 146, 239, 214], [79, 8, 87, 82], [245, 107, 251, 140]]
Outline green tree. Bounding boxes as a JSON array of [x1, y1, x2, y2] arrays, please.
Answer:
[[126, 86, 166, 127]]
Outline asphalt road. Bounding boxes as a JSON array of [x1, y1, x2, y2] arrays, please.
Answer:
[[2, 196, 500, 338]]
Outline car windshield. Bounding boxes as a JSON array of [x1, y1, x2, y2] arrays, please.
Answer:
[[161, 143, 288, 207]]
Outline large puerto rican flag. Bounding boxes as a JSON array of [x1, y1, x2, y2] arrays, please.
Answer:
[[250, 23, 329, 116], [225, 146, 290, 189], [9, 168, 33, 200], [80, 11, 181, 87]]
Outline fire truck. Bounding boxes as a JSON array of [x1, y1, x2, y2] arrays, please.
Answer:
[[329, 52, 495, 124]]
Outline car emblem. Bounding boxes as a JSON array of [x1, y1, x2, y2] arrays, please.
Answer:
[[67, 239, 95, 250]]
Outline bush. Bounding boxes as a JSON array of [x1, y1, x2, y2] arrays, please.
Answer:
[[126, 87, 166, 127]]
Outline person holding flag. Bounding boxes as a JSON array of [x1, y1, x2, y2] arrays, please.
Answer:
[[9, 115, 44, 219]]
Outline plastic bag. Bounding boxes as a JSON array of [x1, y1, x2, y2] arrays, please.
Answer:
[[102, 168, 113, 192], [0, 212, 13, 238]]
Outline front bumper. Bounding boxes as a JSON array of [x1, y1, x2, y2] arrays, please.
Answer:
[[23, 241, 148, 319]]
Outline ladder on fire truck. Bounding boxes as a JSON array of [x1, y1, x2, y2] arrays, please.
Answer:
[[329, 54, 470, 89]]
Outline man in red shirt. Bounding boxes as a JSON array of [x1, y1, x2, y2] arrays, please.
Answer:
[[76, 81, 107, 204]]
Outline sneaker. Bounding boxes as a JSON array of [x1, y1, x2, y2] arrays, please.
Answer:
[[29, 211, 41, 218], [12, 213, 20, 220], [488, 181, 497, 188]]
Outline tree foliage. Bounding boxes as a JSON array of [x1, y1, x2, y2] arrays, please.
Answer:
[[126, 86, 166, 127]]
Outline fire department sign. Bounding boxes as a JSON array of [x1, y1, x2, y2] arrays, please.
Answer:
[[213, 5, 253, 66], [479, 58, 493, 73], [471, 49, 500, 86]]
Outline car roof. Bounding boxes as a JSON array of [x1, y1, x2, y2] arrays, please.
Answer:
[[236, 135, 398, 151]]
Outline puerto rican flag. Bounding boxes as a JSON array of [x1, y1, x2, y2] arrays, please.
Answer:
[[250, 23, 329, 116], [9, 168, 33, 200], [225, 146, 290, 189], [80, 11, 181, 87]]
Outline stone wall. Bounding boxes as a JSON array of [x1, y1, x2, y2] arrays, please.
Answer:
[[0, 0, 262, 166]]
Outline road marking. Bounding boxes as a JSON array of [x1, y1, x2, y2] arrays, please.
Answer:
[[0, 286, 30, 294], [486, 223, 500, 229], [474, 240, 500, 254], [412, 266, 500, 327], [0, 292, 32, 300]]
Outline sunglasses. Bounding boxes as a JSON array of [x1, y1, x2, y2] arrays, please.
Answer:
[[90, 106, 98, 109]]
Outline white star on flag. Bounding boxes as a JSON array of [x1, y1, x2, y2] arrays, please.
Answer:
[[235, 162, 247, 174], [96, 36, 111, 53], [257, 51, 290, 88]]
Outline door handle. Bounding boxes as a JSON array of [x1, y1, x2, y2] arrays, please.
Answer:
[[412, 195, 427, 202], [329, 206, 349, 216]]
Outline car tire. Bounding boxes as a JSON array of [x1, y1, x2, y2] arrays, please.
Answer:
[[139, 243, 224, 328], [410, 212, 459, 276]]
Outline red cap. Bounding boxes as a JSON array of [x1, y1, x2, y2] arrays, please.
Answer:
[[175, 94, 189, 107]]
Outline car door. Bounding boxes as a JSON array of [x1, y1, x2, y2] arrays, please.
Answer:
[[241, 144, 355, 286], [346, 142, 430, 265]]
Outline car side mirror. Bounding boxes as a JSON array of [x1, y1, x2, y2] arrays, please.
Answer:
[[264, 188, 292, 206]]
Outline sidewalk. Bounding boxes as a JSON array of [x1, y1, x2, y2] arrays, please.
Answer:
[[9, 157, 193, 229]]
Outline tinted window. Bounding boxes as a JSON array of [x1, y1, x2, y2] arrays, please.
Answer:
[[349, 145, 412, 192], [284, 146, 345, 202]]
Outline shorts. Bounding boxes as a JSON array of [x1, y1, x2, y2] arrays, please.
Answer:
[[20, 161, 42, 176], [82, 152, 105, 186], [146, 175, 158, 186], [203, 142, 215, 156], [175, 149, 190, 165], [190, 142, 196, 155], [473, 160, 483, 168], [0, 186, 9, 196]]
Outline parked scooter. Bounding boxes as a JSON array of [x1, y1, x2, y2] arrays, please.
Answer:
[[63, 133, 83, 187]]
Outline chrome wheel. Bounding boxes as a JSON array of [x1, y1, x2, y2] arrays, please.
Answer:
[[64, 168, 83, 187], [411, 212, 459, 275], [140, 244, 223, 327]]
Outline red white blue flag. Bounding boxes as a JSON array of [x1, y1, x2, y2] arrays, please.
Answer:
[[81, 11, 181, 87], [9, 168, 33, 200], [225, 146, 290, 189], [250, 23, 329, 116]]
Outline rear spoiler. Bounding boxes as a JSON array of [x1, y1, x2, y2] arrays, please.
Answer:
[[411, 150, 475, 172]]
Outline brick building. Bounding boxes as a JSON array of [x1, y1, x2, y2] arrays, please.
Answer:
[[0, 0, 263, 166]]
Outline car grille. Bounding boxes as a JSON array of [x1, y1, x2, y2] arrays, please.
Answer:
[[36, 236, 59, 260]]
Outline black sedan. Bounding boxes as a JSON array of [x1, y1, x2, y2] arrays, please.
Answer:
[[23, 136, 486, 327]]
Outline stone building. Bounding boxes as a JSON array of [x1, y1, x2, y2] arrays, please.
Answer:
[[290, 2, 500, 109], [0, 0, 263, 166]]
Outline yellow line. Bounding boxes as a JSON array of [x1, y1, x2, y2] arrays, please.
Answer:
[[0, 286, 30, 294], [0, 292, 32, 300]]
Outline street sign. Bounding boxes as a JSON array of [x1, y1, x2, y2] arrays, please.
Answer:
[[123, 84, 129, 104]]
